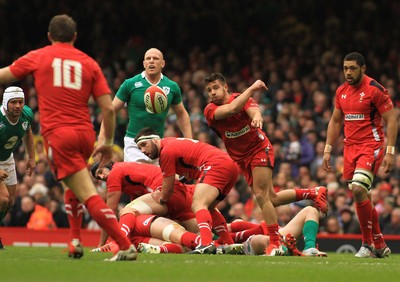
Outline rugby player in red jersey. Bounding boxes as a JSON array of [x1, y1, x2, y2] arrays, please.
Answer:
[[91, 161, 197, 247], [136, 127, 240, 254], [203, 73, 327, 256], [323, 52, 398, 258], [0, 14, 136, 261]]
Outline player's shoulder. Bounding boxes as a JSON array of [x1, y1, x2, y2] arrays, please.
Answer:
[[22, 105, 34, 120], [204, 102, 217, 113], [336, 82, 348, 94], [122, 73, 144, 87], [364, 75, 386, 93], [161, 75, 178, 86]]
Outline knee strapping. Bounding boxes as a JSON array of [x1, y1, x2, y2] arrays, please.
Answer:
[[162, 223, 184, 242], [124, 200, 152, 214], [349, 169, 374, 191]]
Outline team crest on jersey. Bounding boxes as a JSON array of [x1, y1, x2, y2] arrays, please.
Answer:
[[359, 92, 365, 102], [135, 81, 143, 87], [22, 121, 28, 130], [162, 86, 170, 95]]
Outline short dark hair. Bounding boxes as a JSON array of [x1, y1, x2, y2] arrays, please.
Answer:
[[91, 161, 114, 179], [204, 73, 227, 85], [344, 52, 366, 67], [48, 14, 76, 42], [135, 127, 159, 143]]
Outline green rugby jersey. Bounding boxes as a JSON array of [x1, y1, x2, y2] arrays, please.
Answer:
[[116, 71, 182, 138], [0, 105, 33, 161]]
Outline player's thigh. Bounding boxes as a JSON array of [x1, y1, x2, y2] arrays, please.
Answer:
[[252, 166, 274, 195], [125, 193, 168, 215], [192, 183, 220, 211], [0, 155, 17, 186], [62, 169, 97, 202]]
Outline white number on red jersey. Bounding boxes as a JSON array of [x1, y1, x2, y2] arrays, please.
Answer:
[[52, 58, 82, 90]]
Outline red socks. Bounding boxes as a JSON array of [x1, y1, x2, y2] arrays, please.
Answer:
[[118, 213, 137, 237], [160, 243, 183, 253], [266, 223, 280, 246], [181, 232, 201, 249], [294, 188, 316, 201], [232, 225, 264, 243], [64, 189, 83, 241], [195, 209, 213, 245], [371, 205, 386, 249], [210, 209, 234, 244], [355, 199, 373, 245], [230, 220, 259, 232], [84, 195, 131, 250]]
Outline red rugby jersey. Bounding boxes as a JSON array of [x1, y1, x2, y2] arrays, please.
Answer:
[[10, 43, 110, 135], [204, 93, 272, 162], [335, 75, 394, 145]]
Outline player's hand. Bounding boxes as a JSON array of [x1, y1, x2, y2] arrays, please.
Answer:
[[26, 158, 36, 177], [92, 143, 113, 168], [0, 169, 9, 182], [251, 80, 269, 91], [322, 153, 332, 172], [381, 153, 394, 173], [251, 115, 263, 128]]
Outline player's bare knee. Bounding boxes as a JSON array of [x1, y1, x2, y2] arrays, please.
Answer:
[[303, 205, 319, 217], [352, 185, 368, 202], [254, 194, 267, 207]]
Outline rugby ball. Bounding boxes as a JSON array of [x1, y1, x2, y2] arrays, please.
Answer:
[[144, 85, 168, 114]]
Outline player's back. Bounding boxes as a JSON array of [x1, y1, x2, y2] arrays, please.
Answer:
[[10, 43, 110, 135]]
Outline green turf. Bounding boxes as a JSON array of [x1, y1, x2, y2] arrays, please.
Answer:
[[0, 247, 398, 282]]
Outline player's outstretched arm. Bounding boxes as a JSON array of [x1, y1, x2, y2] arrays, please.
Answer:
[[214, 80, 268, 120]]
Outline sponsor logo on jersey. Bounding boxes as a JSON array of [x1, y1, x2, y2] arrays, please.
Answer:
[[22, 121, 28, 130], [162, 86, 171, 95], [345, 114, 365, 120], [0, 122, 5, 130], [225, 125, 250, 138], [135, 82, 143, 87], [341, 94, 347, 99]]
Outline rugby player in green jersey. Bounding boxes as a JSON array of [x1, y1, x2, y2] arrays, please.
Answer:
[[99, 48, 192, 163], [0, 86, 36, 248]]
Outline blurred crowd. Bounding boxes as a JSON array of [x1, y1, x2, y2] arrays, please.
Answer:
[[1, 0, 400, 234]]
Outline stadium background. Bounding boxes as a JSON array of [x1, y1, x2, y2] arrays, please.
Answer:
[[0, 0, 399, 244]]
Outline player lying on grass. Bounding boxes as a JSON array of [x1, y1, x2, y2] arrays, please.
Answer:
[[90, 214, 203, 254], [229, 206, 327, 257], [119, 205, 326, 256]]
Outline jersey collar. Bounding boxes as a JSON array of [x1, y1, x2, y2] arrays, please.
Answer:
[[141, 71, 164, 85]]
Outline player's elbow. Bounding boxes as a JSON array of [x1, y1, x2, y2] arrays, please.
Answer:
[[101, 103, 115, 119]]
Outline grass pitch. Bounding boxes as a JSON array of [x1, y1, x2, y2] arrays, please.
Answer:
[[1, 247, 398, 282]]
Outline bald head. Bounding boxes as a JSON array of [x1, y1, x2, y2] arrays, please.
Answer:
[[144, 48, 164, 60], [143, 48, 165, 80]]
